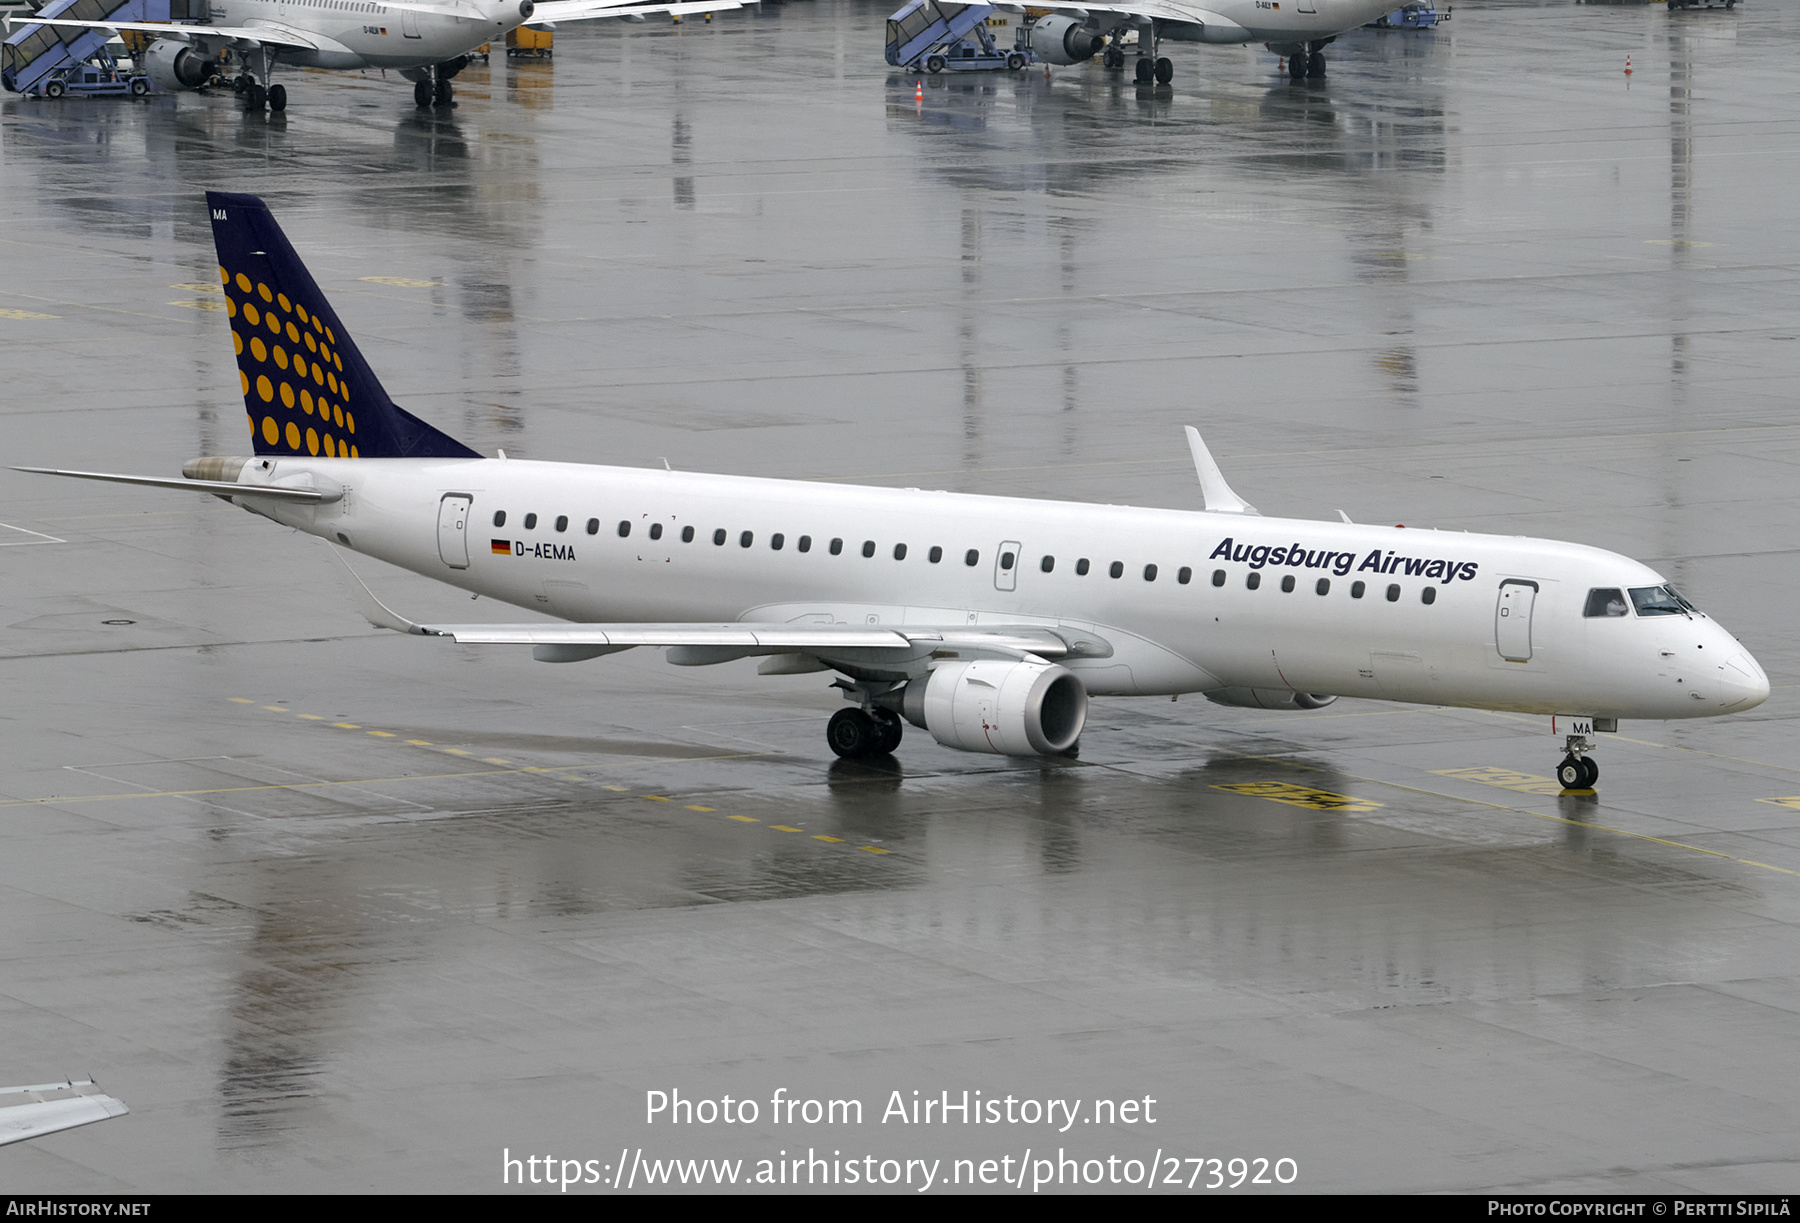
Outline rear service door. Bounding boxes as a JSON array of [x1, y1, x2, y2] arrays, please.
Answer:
[[1495, 579, 1539, 661], [994, 540, 1021, 592], [437, 494, 472, 569], [403, 9, 422, 37]]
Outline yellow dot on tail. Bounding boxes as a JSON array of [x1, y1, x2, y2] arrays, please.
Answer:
[[333, 353, 343, 372], [261, 416, 278, 445], [306, 427, 319, 455], [244, 303, 260, 326], [274, 346, 288, 370], [304, 332, 317, 353], [345, 412, 355, 434], [279, 382, 294, 408], [333, 403, 344, 428], [349, 445, 358, 457], [225, 297, 236, 319], [257, 283, 272, 303], [324, 434, 336, 457], [312, 362, 324, 385], [239, 371, 249, 395], [328, 371, 339, 395], [235, 273, 251, 293], [250, 336, 266, 362], [325, 326, 335, 344], [296, 304, 309, 323], [265, 313, 279, 335], [277, 293, 291, 313], [232, 331, 243, 355], [256, 375, 273, 402], [300, 390, 314, 415], [219, 266, 229, 285], [285, 421, 300, 449]]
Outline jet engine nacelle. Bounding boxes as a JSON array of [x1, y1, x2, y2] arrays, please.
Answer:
[[144, 39, 212, 91], [1205, 687, 1337, 711], [1029, 15, 1104, 66], [886, 659, 1088, 756]]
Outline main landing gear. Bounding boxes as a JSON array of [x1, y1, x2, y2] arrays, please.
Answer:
[[1100, 26, 1172, 85], [1286, 41, 1328, 81], [415, 57, 468, 109], [827, 707, 904, 759], [234, 47, 285, 111], [1556, 730, 1600, 790]]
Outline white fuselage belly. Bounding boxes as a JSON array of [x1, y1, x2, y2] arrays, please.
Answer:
[[247, 456, 1767, 720]]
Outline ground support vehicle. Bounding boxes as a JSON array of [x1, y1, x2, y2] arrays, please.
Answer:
[[34, 48, 149, 97], [1365, 4, 1446, 29]]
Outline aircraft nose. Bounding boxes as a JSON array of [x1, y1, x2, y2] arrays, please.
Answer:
[[1718, 651, 1770, 712]]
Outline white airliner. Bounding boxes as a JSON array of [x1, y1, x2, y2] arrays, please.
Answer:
[[1019, 0, 1405, 84], [9, 0, 741, 111], [19, 193, 1771, 788]]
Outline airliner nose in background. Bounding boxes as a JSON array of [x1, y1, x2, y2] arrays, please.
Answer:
[[17, 193, 1771, 792]]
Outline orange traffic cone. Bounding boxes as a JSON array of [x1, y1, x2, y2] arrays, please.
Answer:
[[914, 80, 923, 100], [1278, 57, 1285, 73], [1624, 56, 1633, 75]]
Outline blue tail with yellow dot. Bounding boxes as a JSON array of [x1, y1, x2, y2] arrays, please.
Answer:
[[206, 191, 482, 461]]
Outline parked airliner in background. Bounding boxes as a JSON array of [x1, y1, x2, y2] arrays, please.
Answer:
[[18, 193, 1770, 788], [5, 0, 741, 111], [1016, 0, 1405, 84]]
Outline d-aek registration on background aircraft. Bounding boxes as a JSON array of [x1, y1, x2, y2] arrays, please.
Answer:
[[18, 193, 1771, 791], [1013, 0, 1407, 84], [4, 0, 742, 111]]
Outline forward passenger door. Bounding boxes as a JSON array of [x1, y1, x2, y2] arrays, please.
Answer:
[[1495, 579, 1538, 662]]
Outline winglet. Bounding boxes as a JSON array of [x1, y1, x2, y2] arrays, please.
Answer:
[[327, 544, 424, 634], [1184, 427, 1259, 515]]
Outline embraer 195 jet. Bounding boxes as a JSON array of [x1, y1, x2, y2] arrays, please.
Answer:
[[20, 194, 1771, 789], [8, 0, 739, 111]]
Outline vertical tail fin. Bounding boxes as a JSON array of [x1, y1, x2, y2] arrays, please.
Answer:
[[206, 191, 481, 461]]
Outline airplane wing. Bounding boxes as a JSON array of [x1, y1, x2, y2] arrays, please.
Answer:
[[2, 17, 343, 51], [0, 1081, 129, 1147], [528, 0, 747, 22], [1001, 0, 1243, 24], [336, 552, 1108, 662]]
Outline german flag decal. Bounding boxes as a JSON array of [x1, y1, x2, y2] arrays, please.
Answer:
[[491, 539, 512, 556]]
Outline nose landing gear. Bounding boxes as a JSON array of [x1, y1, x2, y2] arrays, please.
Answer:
[[1556, 726, 1601, 790]]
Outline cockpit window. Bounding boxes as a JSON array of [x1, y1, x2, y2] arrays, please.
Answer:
[[1629, 585, 1696, 617], [1584, 588, 1629, 618]]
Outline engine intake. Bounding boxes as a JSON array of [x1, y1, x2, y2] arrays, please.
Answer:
[[144, 39, 212, 91], [884, 659, 1087, 756], [1029, 15, 1104, 66]]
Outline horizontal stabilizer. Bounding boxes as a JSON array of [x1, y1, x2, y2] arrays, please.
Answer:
[[13, 466, 329, 502], [0, 1080, 128, 1147]]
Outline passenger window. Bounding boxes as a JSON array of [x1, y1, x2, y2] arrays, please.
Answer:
[[831, 538, 844, 555], [894, 543, 907, 560], [1422, 587, 1437, 605], [1041, 555, 1055, 573], [681, 526, 695, 543], [798, 535, 812, 553], [713, 529, 727, 546], [1584, 588, 1629, 618], [586, 518, 600, 535], [1315, 578, 1329, 596], [616, 520, 629, 538], [1211, 569, 1225, 587], [1280, 575, 1295, 593], [928, 546, 942, 563], [1076, 558, 1090, 576], [1143, 564, 1157, 582], [862, 540, 876, 558], [523, 513, 537, 529], [555, 516, 568, 533], [649, 523, 663, 541], [493, 510, 506, 527], [1108, 561, 1123, 579], [1247, 572, 1261, 590], [1000, 551, 1015, 570], [1351, 580, 1365, 599], [771, 533, 784, 550], [964, 549, 979, 567], [740, 531, 754, 548], [1178, 567, 1191, 585], [1386, 584, 1401, 602]]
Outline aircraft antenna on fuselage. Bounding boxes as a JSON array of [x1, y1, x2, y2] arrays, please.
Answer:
[[1184, 426, 1259, 516]]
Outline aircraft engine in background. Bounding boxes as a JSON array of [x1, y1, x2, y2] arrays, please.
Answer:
[[1205, 688, 1338, 711], [143, 39, 213, 91], [883, 659, 1087, 756], [1028, 15, 1105, 66]]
